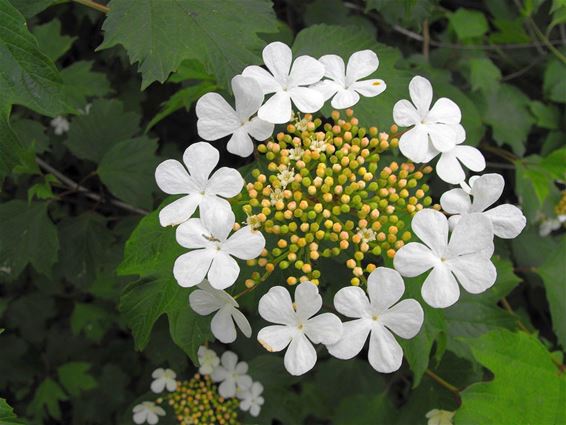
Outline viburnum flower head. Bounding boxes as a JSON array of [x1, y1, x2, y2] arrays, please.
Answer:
[[197, 346, 220, 375], [50, 116, 70, 135], [327, 268, 424, 373], [238, 381, 264, 417], [393, 76, 485, 184], [132, 402, 166, 425], [174, 204, 265, 289], [150, 368, 177, 393], [441, 173, 526, 239], [242, 41, 325, 124], [155, 142, 243, 226], [211, 351, 252, 398], [394, 209, 496, 308], [314, 50, 386, 109], [196, 75, 274, 157], [426, 409, 455, 425], [189, 280, 252, 343], [257, 282, 343, 376]]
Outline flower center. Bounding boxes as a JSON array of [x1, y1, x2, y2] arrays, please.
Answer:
[[372, 314, 379, 321]]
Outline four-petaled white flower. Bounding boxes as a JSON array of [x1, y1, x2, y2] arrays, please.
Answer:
[[277, 167, 295, 187], [238, 381, 265, 417], [155, 142, 243, 227], [394, 209, 496, 308], [440, 173, 526, 239], [242, 41, 325, 124], [426, 409, 455, 425], [327, 268, 423, 373], [50, 116, 70, 135], [197, 346, 220, 375], [132, 401, 166, 425], [211, 351, 252, 398], [257, 282, 343, 376], [196, 76, 274, 157], [189, 280, 252, 343], [174, 204, 265, 289], [150, 368, 177, 393], [314, 50, 386, 109]]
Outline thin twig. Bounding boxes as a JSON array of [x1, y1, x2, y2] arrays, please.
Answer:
[[423, 19, 430, 61], [502, 60, 539, 81], [486, 162, 516, 170], [73, 0, 110, 13], [425, 369, 460, 395], [36, 157, 148, 216]]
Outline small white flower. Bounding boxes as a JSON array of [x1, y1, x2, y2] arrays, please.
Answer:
[[257, 282, 343, 376], [238, 381, 265, 417], [426, 409, 455, 425], [288, 147, 304, 161], [277, 167, 295, 188], [246, 214, 262, 230], [150, 368, 177, 393], [269, 187, 284, 205], [197, 346, 220, 375], [189, 280, 252, 343], [394, 209, 496, 308], [211, 351, 252, 398], [313, 50, 386, 109], [539, 215, 566, 237], [356, 227, 376, 244], [440, 173, 526, 239], [132, 401, 166, 425], [436, 144, 486, 184], [50, 116, 70, 135], [155, 142, 244, 227], [327, 268, 423, 373], [174, 205, 265, 289], [309, 138, 327, 153], [242, 42, 325, 124], [196, 76, 274, 157]]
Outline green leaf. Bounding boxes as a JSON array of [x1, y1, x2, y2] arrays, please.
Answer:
[[70, 302, 113, 343], [544, 58, 566, 103], [8, 0, 56, 18], [60, 61, 113, 109], [28, 378, 67, 421], [57, 362, 97, 397], [334, 393, 393, 425], [0, 200, 59, 280], [467, 57, 501, 93], [540, 147, 566, 180], [0, 109, 26, 182], [65, 99, 140, 163], [529, 100, 561, 129], [100, 0, 278, 89], [11, 117, 49, 154], [449, 9, 489, 40], [0, 398, 25, 424], [97, 135, 158, 208], [456, 330, 566, 424], [31, 19, 76, 62]]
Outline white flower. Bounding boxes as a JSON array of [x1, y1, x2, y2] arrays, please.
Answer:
[[196, 76, 274, 157], [189, 280, 252, 343], [277, 167, 295, 188], [238, 381, 264, 417], [327, 268, 423, 373], [211, 351, 252, 398], [393, 76, 485, 184], [174, 205, 265, 289], [269, 188, 284, 205], [257, 282, 343, 376], [242, 42, 325, 124], [539, 215, 566, 237], [155, 142, 243, 227], [132, 401, 166, 425], [393, 209, 496, 308], [356, 227, 376, 244], [150, 368, 177, 393], [313, 50, 386, 109], [426, 409, 455, 425], [440, 173, 526, 239], [50, 116, 70, 135], [197, 346, 220, 375], [288, 147, 304, 160]]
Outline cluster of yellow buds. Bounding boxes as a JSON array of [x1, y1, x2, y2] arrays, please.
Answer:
[[555, 191, 566, 217], [236, 109, 435, 287], [158, 374, 240, 425]]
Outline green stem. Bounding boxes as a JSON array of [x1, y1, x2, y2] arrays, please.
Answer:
[[73, 0, 110, 13], [425, 369, 460, 395]]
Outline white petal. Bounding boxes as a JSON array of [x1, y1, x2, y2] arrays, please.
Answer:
[[173, 250, 215, 288], [189, 289, 224, 315], [368, 324, 403, 373], [448, 214, 462, 231], [211, 305, 237, 343], [393, 99, 420, 127], [258, 286, 296, 325], [333, 286, 371, 318], [200, 202, 235, 242], [155, 159, 199, 194], [426, 97, 461, 124], [484, 204, 526, 239], [150, 379, 165, 393], [319, 54, 346, 85], [440, 189, 471, 215], [454, 145, 486, 172], [158, 195, 201, 227], [133, 411, 146, 424], [398, 125, 435, 163], [223, 226, 265, 260], [246, 117, 274, 141], [350, 79, 386, 97], [447, 213, 494, 257], [448, 254, 497, 294], [221, 351, 238, 369], [231, 308, 252, 338], [330, 89, 360, 109], [242, 65, 281, 94], [409, 75, 433, 117], [305, 313, 342, 345], [312, 79, 342, 100], [411, 209, 449, 256], [258, 91, 292, 124], [199, 196, 232, 223], [346, 50, 379, 85], [367, 267, 406, 312], [196, 93, 240, 140], [232, 75, 264, 120], [380, 299, 424, 338], [327, 319, 371, 359], [393, 242, 438, 277], [250, 404, 261, 417], [206, 167, 244, 198], [294, 282, 322, 321], [152, 368, 164, 378], [183, 142, 219, 187], [470, 173, 504, 213], [421, 264, 461, 308], [426, 123, 457, 152], [284, 333, 317, 376], [257, 325, 295, 352], [208, 252, 239, 290], [226, 127, 254, 157], [288, 55, 325, 87], [289, 87, 324, 113], [436, 150, 466, 184], [218, 379, 237, 398], [176, 218, 212, 249], [263, 41, 292, 84]]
